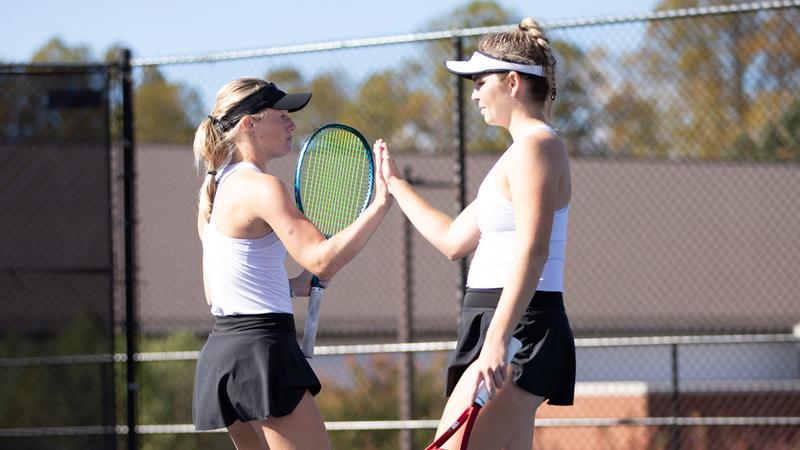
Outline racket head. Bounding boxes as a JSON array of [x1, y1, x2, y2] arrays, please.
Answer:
[[294, 123, 375, 237]]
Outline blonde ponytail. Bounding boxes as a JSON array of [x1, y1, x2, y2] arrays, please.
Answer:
[[192, 78, 269, 222]]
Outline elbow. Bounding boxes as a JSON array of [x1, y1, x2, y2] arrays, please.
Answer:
[[445, 250, 463, 262], [315, 267, 337, 281], [521, 240, 549, 263], [310, 261, 337, 281], [444, 245, 468, 262], [530, 246, 550, 265], [311, 255, 343, 281]]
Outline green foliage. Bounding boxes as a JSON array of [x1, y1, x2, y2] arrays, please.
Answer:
[[315, 353, 448, 450], [134, 67, 204, 144], [611, 0, 800, 160], [31, 37, 92, 63], [0, 311, 115, 450], [728, 99, 800, 161]]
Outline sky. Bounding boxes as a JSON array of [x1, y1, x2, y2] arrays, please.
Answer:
[[2, 0, 659, 63]]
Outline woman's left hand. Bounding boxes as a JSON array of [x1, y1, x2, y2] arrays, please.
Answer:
[[289, 269, 329, 297], [372, 139, 393, 209]]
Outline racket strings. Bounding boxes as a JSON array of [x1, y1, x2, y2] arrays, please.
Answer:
[[300, 128, 372, 236]]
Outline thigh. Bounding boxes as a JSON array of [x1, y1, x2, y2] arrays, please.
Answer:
[[435, 362, 543, 450], [434, 362, 482, 448], [470, 380, 543, 450], [250, 390, 330, 450], [228, 420, 266, 450]]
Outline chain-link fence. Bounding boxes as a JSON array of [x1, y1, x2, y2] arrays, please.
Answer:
[[0, 65, 117, 449], [2, 2, 799, 449]]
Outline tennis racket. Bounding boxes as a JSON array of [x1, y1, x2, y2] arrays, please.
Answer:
[[426, 337, 523, 450], [294, 123, 375, 358]]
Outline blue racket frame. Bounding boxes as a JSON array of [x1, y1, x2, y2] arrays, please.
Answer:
[[293, 122, 375, 236], [292, 122, 375, 357]]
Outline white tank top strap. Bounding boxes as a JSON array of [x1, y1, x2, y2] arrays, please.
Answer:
[[215, 161, 261, 185], [519, 123, 558, 139], [209, 162, 262, 226], [491, 124, 558, 169]]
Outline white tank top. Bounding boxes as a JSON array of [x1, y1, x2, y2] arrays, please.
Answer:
[[466, 125, 569, 291], [202, 162, 293, 316]]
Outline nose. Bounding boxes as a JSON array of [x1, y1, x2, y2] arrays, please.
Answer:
[[288, 117, 296, 132], [471, 89, 480, 102]]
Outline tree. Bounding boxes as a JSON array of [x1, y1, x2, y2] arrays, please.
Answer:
[[134, 67, 203, 144], [0, 38, 106, 144], [31, 37, 92, 63], [265, 67, 349, 142], [423, 1, 516, 154], [419, 1, 604, 155], [621, 0, 800, 160]]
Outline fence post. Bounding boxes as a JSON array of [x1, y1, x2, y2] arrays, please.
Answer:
[[671, 343, 681, 450], [453, 35, 467, 311], [399, 165, 416, 450], [120, 48, 139, 450]]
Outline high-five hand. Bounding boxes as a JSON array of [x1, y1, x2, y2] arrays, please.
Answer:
[[376, 139, 403, 190], [371, 139, 393, 207]]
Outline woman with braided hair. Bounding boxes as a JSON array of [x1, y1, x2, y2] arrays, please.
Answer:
[[379, 18, 575, 448]]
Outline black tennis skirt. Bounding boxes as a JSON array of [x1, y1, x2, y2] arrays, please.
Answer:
[[446, 288, 576, 406], [192, 313, 321, 430]]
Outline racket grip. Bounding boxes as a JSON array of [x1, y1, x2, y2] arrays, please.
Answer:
[[301, 286, 324, 358], [474, 337, 523, 406]]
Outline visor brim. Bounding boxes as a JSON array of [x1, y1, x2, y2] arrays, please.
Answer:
[[272, 92, 312, 112]]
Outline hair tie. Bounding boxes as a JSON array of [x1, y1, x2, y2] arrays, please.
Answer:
[[207, 114, 219, 124], [207, 170, 217, 176]]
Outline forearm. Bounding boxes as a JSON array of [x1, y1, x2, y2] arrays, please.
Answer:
[[313, 200, 391, 279], [388, 177, 460, 257]]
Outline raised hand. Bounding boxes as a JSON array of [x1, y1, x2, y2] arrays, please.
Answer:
[[377, 139, 403, 192], [371, 139, 393, 208]]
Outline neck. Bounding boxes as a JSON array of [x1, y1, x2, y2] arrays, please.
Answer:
[[231, 142, 269, 171], [507, 110, 547, 142], [504, 97, 546, 140]]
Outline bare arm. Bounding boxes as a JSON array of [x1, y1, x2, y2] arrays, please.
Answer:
[[256, 142, 392, 280], [474, 132, 568, 398], [380, 142, 480, 260]]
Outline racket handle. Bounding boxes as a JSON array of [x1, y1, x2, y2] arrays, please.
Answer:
[[474, 336, 523, 406], [301, 281, 324, 358]]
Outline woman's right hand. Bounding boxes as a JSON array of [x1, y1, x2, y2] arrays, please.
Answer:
[[372, 139, 394, 207]]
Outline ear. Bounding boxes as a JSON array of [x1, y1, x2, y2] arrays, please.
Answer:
[[507, 71, 522, 96]]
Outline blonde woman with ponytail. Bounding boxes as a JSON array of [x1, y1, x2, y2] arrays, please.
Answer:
[[191, 78, 391, 450], [379, 18, 574, 449]]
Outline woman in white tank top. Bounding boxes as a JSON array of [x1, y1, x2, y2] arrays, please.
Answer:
[[191, 78, 392, 450], [379, 18, 575, 450]]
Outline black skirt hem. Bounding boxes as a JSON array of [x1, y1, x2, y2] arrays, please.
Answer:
[[445, 289, 576, 406], [192, 313, 322, 430]]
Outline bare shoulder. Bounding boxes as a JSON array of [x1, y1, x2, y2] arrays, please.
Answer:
[[233, 170, 291, 199], [507, 129, 568, 169]]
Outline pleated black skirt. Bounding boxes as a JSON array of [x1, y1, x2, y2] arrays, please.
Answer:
[[192, 313, 321, 430], [446, 288, 576, 406]]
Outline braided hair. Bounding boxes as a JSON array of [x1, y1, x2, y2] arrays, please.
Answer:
[[478, 17, 557, 116]]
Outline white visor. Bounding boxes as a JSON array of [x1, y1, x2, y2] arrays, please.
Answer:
[[444, 51, 545, 78]]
